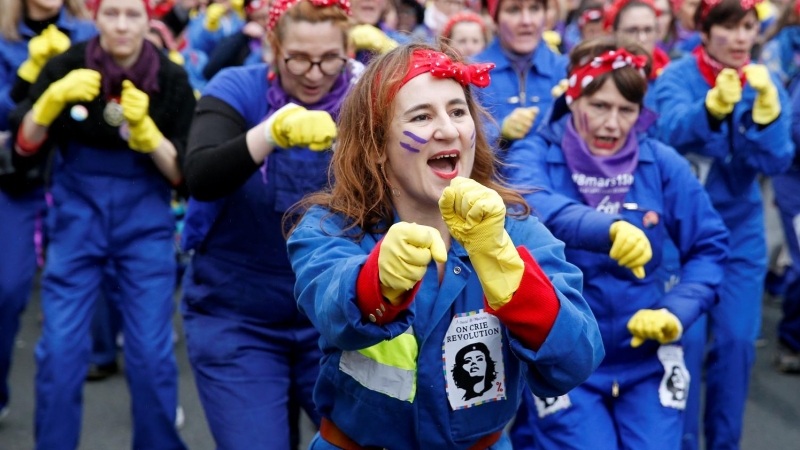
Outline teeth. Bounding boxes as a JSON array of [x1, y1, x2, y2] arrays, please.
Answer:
[[431, 154, 457, 160]]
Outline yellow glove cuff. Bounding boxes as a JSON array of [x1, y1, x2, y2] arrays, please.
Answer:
[[705, 88, 734, 120], [17, 60, 42, 84], [128, 116, 164, 153], [476, 230, 524, 310]]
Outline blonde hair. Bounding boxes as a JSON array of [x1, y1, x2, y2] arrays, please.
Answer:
[[0, 0, 90, 41]]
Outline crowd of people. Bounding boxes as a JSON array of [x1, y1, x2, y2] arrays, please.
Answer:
[[0, 0, 798, 449]]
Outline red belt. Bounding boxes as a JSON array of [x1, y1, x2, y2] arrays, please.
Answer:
[[320, 418, 502, 450]]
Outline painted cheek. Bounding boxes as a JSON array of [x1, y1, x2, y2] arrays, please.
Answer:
[[712, 34, 728, 49], [498, 22, 516, 45], [400, 130, 429, 153]]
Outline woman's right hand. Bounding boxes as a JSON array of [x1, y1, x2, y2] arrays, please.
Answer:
[[264, 103, 338, 151], [17, 25, 71, 83], [378, 222, 448, 305], [705, 68, 742, 119], [500, 107, 539, 140], [31, 69, 101, 127]]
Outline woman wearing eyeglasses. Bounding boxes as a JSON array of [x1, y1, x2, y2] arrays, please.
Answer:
[[179, 0, 352, 448]]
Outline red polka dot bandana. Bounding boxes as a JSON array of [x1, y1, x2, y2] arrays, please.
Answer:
[[399, 50, 496, 90], [268, 0, 352, 31], [565, 48, 648, 105], [700, 0, 762, 22]]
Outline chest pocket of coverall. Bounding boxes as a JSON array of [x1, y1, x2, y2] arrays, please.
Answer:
[[270, 148, 331, 213], [619, 204, 665, 280]]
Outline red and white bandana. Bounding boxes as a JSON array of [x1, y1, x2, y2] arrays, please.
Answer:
[[565, 48, 648, 105], [267, 0, 351, 30], [578, 8, 604, 28], [399, 49, 496, 90]]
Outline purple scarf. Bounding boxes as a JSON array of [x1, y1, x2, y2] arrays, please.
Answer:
[[561, 116, 638, 214], [265, 71, 350, 122], [86, 37, 161, 98]]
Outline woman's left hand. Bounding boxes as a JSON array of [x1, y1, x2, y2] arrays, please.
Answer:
[[439, 177, 523, 309], [121, 80, 164, 153], [743, 64, 781, 125]]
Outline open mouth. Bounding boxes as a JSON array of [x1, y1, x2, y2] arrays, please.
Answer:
[[428, 151, 460, 179], [729, 49, 747, 60], [593, 136, 618, 150]]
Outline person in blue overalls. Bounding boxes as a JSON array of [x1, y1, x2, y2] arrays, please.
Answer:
[[653, 0, 795, 448], [0, 0, 95, 423], [502, 37, 729, 450], [759, 0, 800, 374], [474, 0, 568, 150], [180, 0, 352, 447], [287, 41, 605, 450], [10, 0, 195, 447]]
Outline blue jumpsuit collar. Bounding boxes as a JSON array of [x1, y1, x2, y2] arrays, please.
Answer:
[[484, 37, 558, 78]]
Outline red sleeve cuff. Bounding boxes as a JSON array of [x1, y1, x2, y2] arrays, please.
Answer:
[[485, 246, 560, 351], [355, 238, 420, 326], [15, 125, 46, 156]]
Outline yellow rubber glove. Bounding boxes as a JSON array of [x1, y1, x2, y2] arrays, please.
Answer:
[[705, 68, 742, 119], [18, 25, 71, 83], [627, 309, 683, 347], [205, 3, 227, 32], [264, 103, 337, 151], [439, 177, 524, 310], [168, 50, 186, 66], [501, 107, 539, 140], [350, 24, 399, 54], [551, 79, 569, 98], [609, 221, 652, 279], [31, 69, 101, 127], [231, 0, 246, 19], [378, 222, 448, 305], [121, 80, 164, 153], [542, 30, 562, 54], [743, 64, 781, 125]]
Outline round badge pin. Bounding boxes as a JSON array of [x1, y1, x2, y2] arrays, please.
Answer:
[[643, 211, 660, 228], [103, 100, 125, 127], [70, 105, 88, 122]]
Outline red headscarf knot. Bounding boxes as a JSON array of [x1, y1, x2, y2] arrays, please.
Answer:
[[565, 48, 648, 104], [401, 50, 496, 90], [268, 0, 352, 30]]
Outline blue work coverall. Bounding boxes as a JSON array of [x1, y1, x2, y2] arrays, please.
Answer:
[[287, 206, 605, 450], [502, 103, 729, 450], [654, 54, 794, 450], [180, 64, 327, 449]]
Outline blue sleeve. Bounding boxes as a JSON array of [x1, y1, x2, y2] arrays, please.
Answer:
[[504, 217, 605, 397], [202, 65, 267, 127], [187, 14, 222, 55], [791, 81, 800, 147], [654, 63, 730, 158], [0, 49, 17, 132], [287, 210, 414, 351], [732, 76, 795, 176], [759, 39, 787, 85], [502, 136, 619, 253], [652, 143, 729, 329]]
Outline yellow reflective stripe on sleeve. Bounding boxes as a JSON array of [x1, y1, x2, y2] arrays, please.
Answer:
[[339, 327, 418, 402]]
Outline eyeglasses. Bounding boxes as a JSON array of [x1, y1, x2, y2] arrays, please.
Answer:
[[283, 54, 348, 76]]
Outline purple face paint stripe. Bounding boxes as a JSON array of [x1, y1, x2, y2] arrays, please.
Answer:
[[403, 131, 428, 144], [400, 142, 421, 153]]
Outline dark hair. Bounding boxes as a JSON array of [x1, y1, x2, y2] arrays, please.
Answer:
[[451, 343, 498, 400], [613, 1, 657, 30], [694, 0, 756, 33], [568, 36, 652, 105]]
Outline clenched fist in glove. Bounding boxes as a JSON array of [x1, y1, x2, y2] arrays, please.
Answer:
[[263, 103, 337, 151], [204, 3, 227, 32], [32, 69, 101, 127], [705, 68, 742, 119], [627, 309, 683, 347], [609, 221, 652, 279], [121, 80, 164, 153], [378, 222, 448, 305], [18, 25, 72, 83], [350, 24, 399, 54], [501, 107, 539, 141], [743, 64, 780, 125], [440, 177, 524, 310]]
